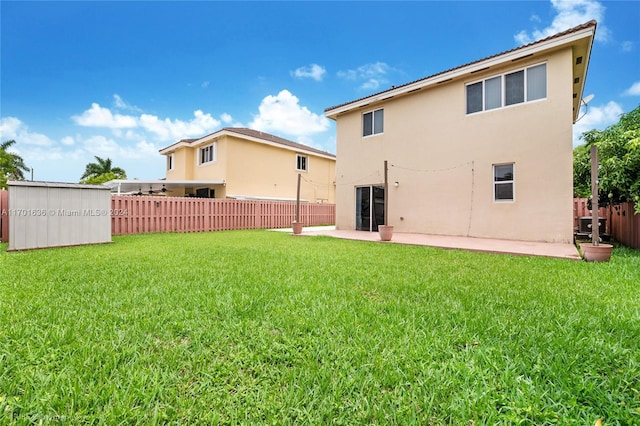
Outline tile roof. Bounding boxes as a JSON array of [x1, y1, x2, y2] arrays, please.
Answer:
[[325, 20, 597, 113], [160, 128, 335, 158], [222, 128, 335, 158]]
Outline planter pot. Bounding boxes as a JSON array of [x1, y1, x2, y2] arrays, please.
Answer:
[[292, 221, 303, 235], [580, 243, 613, 262], [378, 225, 394, 241]]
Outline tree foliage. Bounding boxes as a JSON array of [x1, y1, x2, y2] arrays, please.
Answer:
[[573, 105, 640, 214], [80, 156, 126, 184], [1, 140, 30, 190]]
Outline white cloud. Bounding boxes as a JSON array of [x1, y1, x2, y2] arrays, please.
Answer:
[[573, 101, 623, 146], [623, 81, 640, 96], [515, 0, 609, 45], [113, 94, 142, 112], [0, 116, 56, 147], [73, 103, 138, 128], [361, 79, 383, 91], [61, 136, 75, 146], [337, 62, 391, 90], [292, 64, 326, 82], [4, 96, 273, 182], [201, 81, 210, 88], [80, 135, 160, 160], [73, 103, 221, 142], [139, 110, 220, 141], [0, 114, 170, 181], [249, 90, 330, 137], [82, 135, 121, 155], [0, 116, 22, 139], [220, 113, 233, 124]]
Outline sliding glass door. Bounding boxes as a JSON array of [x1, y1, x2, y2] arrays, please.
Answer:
[[355, 185, 385, 231]]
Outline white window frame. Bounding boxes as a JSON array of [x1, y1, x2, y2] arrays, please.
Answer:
[[296, 154, 308, 172], [362, 108, 384, 137], [466, 62, 547, 115], [167, 153, 174, 171], [493, 163, 515, 202], [198, 142, 216, 166]]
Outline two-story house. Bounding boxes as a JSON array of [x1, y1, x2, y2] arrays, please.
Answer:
[[324, 21, 596, 243], [157, 127, 336, 203]]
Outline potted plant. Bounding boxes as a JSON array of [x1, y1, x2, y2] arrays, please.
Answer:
[[580, 145, 613, 262], [292, 220, 303, 235], [378, 224, 394, 241]]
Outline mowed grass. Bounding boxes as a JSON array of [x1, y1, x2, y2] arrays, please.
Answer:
[[1, 231, 639, 425]]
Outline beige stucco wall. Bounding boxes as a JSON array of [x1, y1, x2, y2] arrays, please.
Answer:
[[334, 48, 575, 243], [164, 134, 335, 202], [225, 135, 335, 202], [166, 147, 194, 180]]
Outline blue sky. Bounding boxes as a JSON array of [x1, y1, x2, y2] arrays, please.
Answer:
[[1, 0, 639, 182]]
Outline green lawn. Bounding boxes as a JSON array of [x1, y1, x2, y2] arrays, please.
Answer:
[[1, 231, 639, 424]]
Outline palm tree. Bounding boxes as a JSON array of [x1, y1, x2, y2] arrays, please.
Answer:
[[80, 156, 127, 184], [1, 140, 30, 189]]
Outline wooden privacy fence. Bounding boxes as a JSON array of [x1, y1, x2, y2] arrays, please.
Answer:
[[573, 198, 640, 249], [111, 196, 335, 236]]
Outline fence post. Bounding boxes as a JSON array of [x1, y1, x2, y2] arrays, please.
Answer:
[[1, 191, 8, 243]]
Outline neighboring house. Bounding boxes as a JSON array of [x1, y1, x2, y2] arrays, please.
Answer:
[[324, 21, 596, 244], [157, 127, 336, 203]]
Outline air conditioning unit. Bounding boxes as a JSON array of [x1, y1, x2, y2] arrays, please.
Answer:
[[579, 217, 606, 234]]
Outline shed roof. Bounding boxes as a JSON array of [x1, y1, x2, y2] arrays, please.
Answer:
[[8, 180, 111, 190]]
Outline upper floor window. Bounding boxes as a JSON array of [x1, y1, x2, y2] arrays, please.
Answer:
[[494, 163, 514, 202], [296, 154, 308, 172], [167, 153, 174, 171], [199, 143, 216, 165], [363, 108, 384, 137], [467, 63, 547, 114]]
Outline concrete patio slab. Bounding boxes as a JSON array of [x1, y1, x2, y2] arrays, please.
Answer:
[[282, 226, 581, 260]]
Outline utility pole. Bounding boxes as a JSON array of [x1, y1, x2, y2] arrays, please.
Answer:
[[295, 173, 301, 223], [590, 145, 599, 246], [383, 160, 388, 225]]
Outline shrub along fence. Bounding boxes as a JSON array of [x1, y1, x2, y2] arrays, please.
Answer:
[[574, 198, 640, 249], [111, 196, 335, 236]]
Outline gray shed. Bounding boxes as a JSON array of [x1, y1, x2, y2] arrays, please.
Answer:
[[7, 181, 111, 251]]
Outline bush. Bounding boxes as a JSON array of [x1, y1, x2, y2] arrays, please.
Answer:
[[574, 105, 640, 213]]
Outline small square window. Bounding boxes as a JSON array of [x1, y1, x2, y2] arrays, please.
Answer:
[[494, 163, 514, 202], [296, 154, 308, 172], [363, 108, 384, 137], [199, 143, 216, 165], [484, 76, 502, 110], [526, 63, 547, 101], [466, 82, 483, 114], [505, 70, 525, 106]]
